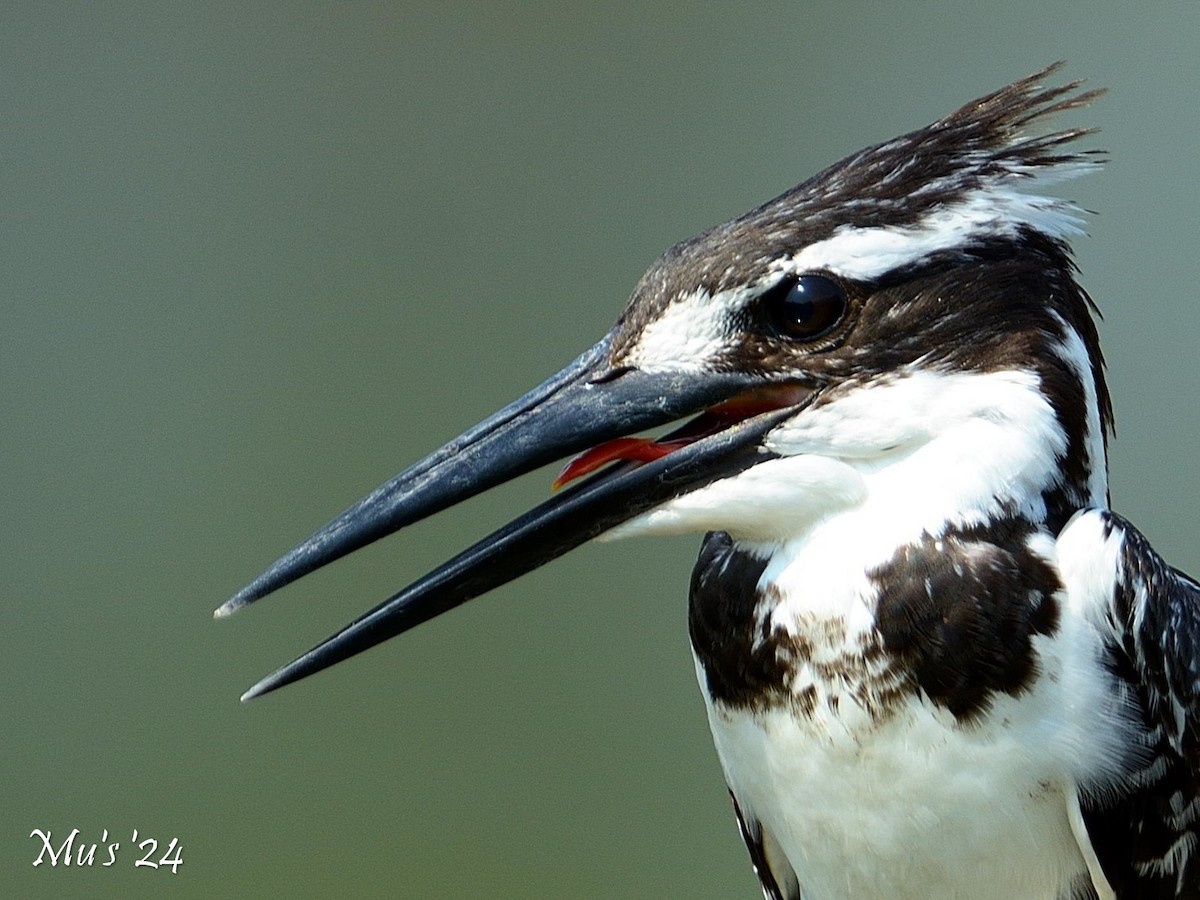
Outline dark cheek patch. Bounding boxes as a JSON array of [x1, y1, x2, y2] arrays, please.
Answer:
[[688, 531, 783, 708], [871, 523, 1061, 722], [691, 520, 1064, 724]]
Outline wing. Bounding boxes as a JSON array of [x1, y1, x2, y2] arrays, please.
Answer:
[[728, 790, 801, 900], [1059, 509, 1200, 898]]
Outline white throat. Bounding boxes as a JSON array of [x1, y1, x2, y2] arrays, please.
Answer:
[[606, 365, 1103, 627]]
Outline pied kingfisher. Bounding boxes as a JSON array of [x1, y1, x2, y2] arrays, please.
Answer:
[[220, 65, 1200, 899]]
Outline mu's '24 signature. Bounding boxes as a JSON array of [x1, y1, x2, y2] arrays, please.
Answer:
[[30, 828, 183, 872]]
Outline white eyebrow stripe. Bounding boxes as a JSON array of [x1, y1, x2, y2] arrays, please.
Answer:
[[784, 185, 1088, 281]]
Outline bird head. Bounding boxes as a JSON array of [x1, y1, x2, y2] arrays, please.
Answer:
[[220, 63, 1111, 699]]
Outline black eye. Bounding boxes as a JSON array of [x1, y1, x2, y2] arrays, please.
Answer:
[[762, 273, 848, 340]]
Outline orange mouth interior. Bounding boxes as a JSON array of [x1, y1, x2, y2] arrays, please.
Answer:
[[552, 384, 812, 490]]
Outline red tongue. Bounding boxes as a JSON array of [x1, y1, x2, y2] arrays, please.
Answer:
[[551, 437, 690, 490], [551, 385, 813, 492]]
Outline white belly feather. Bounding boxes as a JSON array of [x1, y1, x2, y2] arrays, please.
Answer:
[[696, 586, 1134, 900]]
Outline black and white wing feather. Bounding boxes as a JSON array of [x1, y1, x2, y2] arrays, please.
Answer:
[[729, 791, 800, 900], [1061, 509, 1200, 898]]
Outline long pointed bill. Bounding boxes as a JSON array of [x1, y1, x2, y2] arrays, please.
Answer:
[[220, 331, 813, 698], [240, 405, 796, 700], [217, 333, 761, 618]]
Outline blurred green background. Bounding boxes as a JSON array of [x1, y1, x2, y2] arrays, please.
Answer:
[[5, 3, 1199, 897]]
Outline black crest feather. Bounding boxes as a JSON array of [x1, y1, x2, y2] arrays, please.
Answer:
[[620, 62, 1104, 316]]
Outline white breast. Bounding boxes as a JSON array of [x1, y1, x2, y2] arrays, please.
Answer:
[[697, 525, 1137, 900]]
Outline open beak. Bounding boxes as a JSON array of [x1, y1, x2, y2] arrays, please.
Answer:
[[220, 330, 812, 700]]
